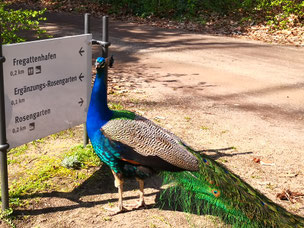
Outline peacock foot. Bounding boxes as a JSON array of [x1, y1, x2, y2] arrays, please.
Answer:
[[103, 205, 128, 215], [125, 201, 146, 210]]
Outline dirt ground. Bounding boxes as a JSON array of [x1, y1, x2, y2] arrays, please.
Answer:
[[2, 12, 304, 227]]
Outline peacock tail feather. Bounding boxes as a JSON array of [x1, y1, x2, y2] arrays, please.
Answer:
[[160, 149, 304, 228]]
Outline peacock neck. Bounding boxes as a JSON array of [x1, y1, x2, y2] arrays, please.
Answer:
[[87, 69, 112, 137]]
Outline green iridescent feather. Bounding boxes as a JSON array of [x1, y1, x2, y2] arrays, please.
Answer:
[[111, 110, 136, 120], [160, 148, 304, 228]]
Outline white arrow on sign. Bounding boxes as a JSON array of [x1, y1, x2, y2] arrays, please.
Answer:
[[3, 34, 92, 148]]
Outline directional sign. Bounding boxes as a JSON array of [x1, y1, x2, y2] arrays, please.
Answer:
[[2, 34, 92, 148]]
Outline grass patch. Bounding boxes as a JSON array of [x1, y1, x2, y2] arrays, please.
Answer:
[[8, 144, 29, 156], [49, 128, 76, 140], [10, 156, 66, 198], [6, 143, 100, 208], [8, 144, 29, 165], [108, 102, 124, 110], [62, 144, 100, 168], [0, 208, 16, 228]]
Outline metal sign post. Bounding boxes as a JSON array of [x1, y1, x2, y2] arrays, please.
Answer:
[[102, 16, 110, 92], [83, 13, 91, 147], [0, 25, 10, 211], [102, 16, 109, 58], [84, 15, 111, 147]]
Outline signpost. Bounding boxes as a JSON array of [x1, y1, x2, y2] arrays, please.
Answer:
[[0, 14, 110, 212], [2, 34, 92, 148], [0, 24, 10, 211]]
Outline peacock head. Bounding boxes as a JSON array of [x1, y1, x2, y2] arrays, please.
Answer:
[[95, 57, 106, 70], [94, 57, 108, 86]]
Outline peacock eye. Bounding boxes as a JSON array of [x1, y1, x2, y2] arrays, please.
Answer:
[[211, 189, 221, 197]]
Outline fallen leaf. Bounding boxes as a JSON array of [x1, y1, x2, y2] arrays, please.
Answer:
[[253, 157, 261, 163], [276, 189, 304, 203]]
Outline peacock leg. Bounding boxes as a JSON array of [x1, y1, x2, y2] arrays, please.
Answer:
[[136, 178, 146, 208], [104, 170, 127, 214], [125, 178, 146, 209]]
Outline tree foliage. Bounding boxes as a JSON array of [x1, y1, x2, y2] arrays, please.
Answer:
[[256, 0, 304, 28], [0, 2, 47, 44], [97, 0, 304, 26]]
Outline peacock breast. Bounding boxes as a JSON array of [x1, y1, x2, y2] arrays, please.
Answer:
[[90, 130, 122, 173]]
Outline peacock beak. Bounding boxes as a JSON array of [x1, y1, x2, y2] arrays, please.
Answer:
[[95, 61, 100, 69]]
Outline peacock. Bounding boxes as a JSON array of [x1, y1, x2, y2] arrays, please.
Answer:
[[86, 57, 304, 227]]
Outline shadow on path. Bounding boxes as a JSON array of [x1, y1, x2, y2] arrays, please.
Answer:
[[14, 148, 252, 217]]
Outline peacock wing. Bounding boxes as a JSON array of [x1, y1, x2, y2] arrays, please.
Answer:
[[101, 116, 199, 172]]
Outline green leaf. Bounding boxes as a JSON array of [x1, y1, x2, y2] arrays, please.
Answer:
[[0, 2, 48, 44]]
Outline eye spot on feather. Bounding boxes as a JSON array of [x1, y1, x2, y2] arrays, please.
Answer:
[[203, 158, 209, 165], [224, 169, 229, 174], [212, 189, 221, 197]]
